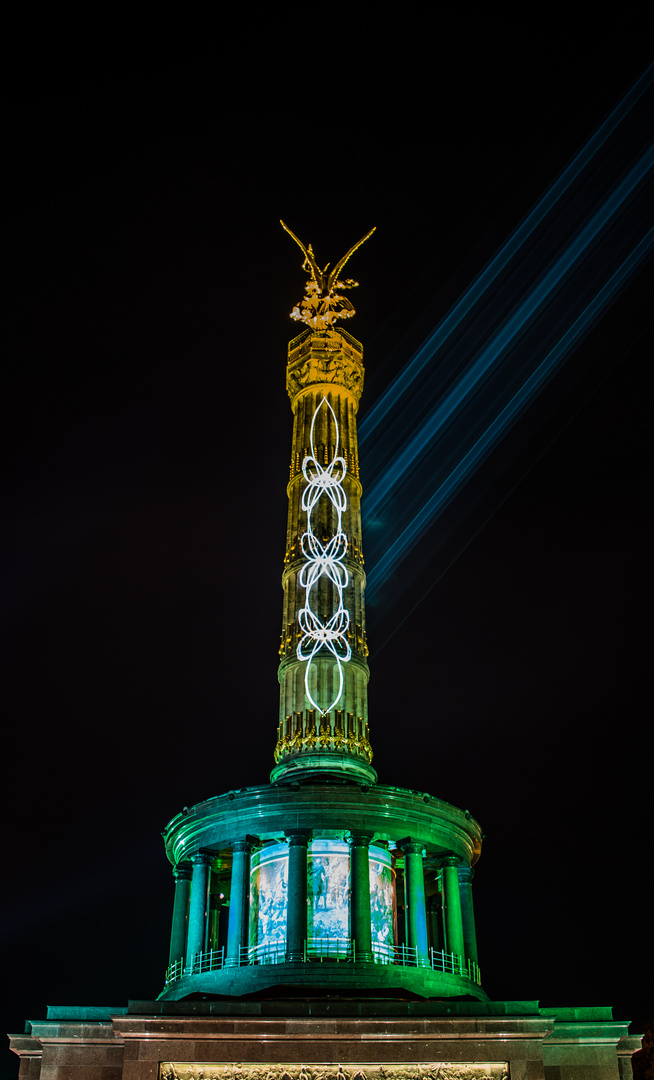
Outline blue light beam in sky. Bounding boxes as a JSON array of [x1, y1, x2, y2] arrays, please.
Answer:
[[365, 228, 654, 597], [363, 144, 653, 526], [359, 64, 653, 453], [359, 65, 653, 604]]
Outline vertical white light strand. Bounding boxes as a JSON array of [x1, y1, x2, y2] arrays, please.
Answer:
[[297, 398, 351, 716]]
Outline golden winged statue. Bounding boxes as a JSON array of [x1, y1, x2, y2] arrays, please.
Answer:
[[281, 220, 376, 330]]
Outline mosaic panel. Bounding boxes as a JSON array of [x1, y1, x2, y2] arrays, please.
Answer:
[[249, 844, 287, 952], [308, 840, 350, 947], [369, 846, 393, 953], [249, 840, 394, 955]]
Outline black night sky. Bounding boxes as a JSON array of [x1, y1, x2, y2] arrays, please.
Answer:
[[2, 18, 652, 1078]]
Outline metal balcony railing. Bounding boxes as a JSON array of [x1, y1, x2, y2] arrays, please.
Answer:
[[372, 941, 481, 982], [306, 937, 353, 961], [164, 940, 481, 987], [243, 940, 287, 965]]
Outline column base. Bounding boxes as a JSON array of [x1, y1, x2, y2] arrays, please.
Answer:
[[159, 958, 488, 1000], [271, 750, 377, 785]]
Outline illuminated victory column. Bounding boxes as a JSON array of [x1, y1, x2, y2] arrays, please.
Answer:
[[10, 221, 643, 1080], [8, 221, 647, 1080], [158, 223, 484, 1000], [273, 221, 375, 785]]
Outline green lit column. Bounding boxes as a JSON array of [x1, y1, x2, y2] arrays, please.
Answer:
[[440, 856, 466, 962], [286, 830, 311, 962], [347, 832, 373, 962], [185, 854, 212, 966], [225, 839, 255, 967], [458, 865, 479, 965], [400, 839, 429, 965], [168, 863, 192, 966], [427, 894, 442, 953], [208, 892, 223, 953]]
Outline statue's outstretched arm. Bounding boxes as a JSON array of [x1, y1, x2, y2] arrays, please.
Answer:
[[280, 220, 323, 284], [327, 226, 376, 291]]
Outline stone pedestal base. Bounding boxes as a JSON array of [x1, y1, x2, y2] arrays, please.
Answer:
[[9, 1001, 642, 1080]]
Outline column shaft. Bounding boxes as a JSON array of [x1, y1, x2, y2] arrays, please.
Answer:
[[458, 865, 479, 964], [208, 899, 221, 952], [441, 858, 466, 960], [427, 895, 442, 953], [401, 840, 429, 964], [169, 865, 192, 966], [185, 855, 212, 965], [226, 840, 254, 967], [348, 833, 373, 961], [286, 831, 310, 962]]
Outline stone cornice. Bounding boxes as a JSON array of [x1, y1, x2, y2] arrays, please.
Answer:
[[162, 783, 483, 868], [111, 1014, 553, 1039]]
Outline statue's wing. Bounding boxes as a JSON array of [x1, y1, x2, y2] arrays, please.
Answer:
[[280, 220, 323, 284], [327, 226, 376, 291]]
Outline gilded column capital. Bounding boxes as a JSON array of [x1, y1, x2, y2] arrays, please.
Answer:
[[286, 328, 365, 409]]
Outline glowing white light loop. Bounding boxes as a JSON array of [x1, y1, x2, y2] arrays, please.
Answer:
[[297, 397, 351, 716], [299, 532, 348, 591]]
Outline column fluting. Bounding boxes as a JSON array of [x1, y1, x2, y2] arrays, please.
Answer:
[[225, 839, 255, 967], [440, 855, 466, 961], [347, 832, 373, 962], [286, 830, 311, 962], [185, 854, 212, 966], [400, 839, 429, 965], [169, 864, 192, 966], [458, 864, 479, 965]]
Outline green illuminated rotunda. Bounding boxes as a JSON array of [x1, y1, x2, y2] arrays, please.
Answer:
[[158, 223, 485, 1000]]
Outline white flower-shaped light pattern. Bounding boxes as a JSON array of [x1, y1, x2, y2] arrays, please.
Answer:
[[297, 398, 351, 715]]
